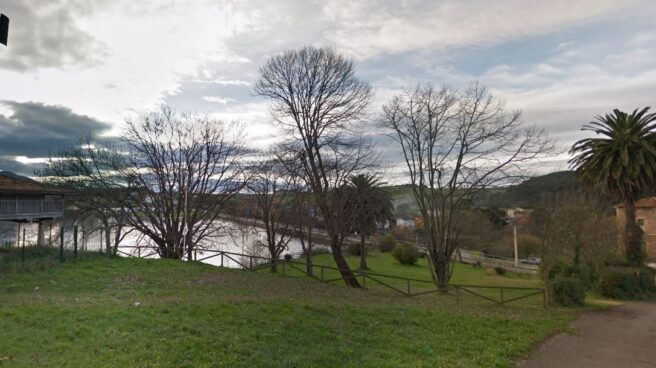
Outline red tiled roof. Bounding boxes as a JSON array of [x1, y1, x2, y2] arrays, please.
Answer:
[[616, 197, 656, 208], [0, 171, 69, 195]]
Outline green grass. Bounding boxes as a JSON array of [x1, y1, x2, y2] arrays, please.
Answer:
[[280, 251, 543, 304], [0, 250, 583, 368]]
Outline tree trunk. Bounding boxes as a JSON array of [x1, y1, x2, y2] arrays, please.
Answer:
[[270, 258, 278, 273], [623, 200, 645, 264], [330, 235, 361, 288], [102, 217, 111, 254], [359, 235, 367, 271], [435, 259, 449, 291]]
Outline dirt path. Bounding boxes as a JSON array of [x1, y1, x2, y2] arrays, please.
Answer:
[[519, 302, 656, 368]]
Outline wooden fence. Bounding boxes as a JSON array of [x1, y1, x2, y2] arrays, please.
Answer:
[[116, 245, 547, 307]]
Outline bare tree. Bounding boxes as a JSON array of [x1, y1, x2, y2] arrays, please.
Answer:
[[246, 149, 302, 272], [381, 83, 552, 290], [255, 46, 374, 287], [120, 108, 247, 259], [41, 137, 134, 254], [531, 191, 618, 280]]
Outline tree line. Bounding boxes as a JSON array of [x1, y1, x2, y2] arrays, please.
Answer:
[[41, 46, 656, 291]]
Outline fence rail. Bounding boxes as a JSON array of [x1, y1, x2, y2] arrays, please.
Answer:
[[0, 199, 64, 220], [116, 245, 547, 307]]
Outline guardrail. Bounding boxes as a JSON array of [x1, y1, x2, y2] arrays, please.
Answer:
[[116, 245, 547, 307], [0, 199, 64, 220]]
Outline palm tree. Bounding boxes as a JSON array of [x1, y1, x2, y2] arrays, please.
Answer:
[[570, 107, 656, 264], [346, 174, 394, 270]]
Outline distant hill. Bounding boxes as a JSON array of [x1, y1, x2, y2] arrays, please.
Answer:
[[387, 171, 583, 213], [477, 171, 580, 208]]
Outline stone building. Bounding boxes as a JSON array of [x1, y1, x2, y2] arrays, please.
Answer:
[[615, 197, 656, 260]]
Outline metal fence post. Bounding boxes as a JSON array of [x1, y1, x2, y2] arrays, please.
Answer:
[[59, 226, 64, 263], [21, 227, 25, 266], [500, 288, 504, 305], [73, 225, 78, 259], [406, 279, 411, 295]]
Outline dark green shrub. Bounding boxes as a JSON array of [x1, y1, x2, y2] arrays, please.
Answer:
[[549, 276, 586, 307], [378, 234, 396, 253], [638, 268, 655, 292], [599, 268, 646, 299], [391, 244, 419, 265], [346, 242, 362, 256], [494, 266, 506, 275]]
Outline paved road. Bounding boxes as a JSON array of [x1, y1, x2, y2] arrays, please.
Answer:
[[519, 302, 656, 368]]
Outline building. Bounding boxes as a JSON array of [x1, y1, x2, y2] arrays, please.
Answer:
[[615, 197, 656, 260], [506, 207, 531, 226], [0, 171, 67, 246]]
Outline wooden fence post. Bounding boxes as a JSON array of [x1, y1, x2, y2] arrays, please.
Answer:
[[21, 227, 25, 265], [59, 226, 64, 263], [73, 225, 78, 259]]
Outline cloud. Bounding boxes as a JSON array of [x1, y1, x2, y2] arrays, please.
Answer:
[[321, 0, 639, 59], [0, 0, 106, 71], [0, 100, 112, 175], [202, 96, 236, 105]]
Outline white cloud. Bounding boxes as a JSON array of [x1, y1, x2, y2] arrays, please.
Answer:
[[202, 96, 236, 105], [322, 0, 640, 59]]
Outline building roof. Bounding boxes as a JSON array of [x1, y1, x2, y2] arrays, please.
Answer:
[[616, 197, 656, 209], [0, 171, 69, 195]]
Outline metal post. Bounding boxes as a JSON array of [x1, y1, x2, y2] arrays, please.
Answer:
[[21, 227, 25, 265], [406, 279, 411, 295], [73, 225, 78, 259], [221, 253, 224, 267], [138, 247, 141, 258], [321, 266, 324, 281], [250, 256, 253, 270], [500, 288, 505, 305], [59, 226, 64, 263], [513, 223, 519, 267]]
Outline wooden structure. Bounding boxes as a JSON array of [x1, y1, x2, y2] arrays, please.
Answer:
[[0, 171, 67, 245]]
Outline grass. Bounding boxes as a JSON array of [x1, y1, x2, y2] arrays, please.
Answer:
[[0, 249, 582, 368], [281, 251, 543, 304]]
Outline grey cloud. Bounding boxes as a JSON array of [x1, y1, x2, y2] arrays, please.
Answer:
[[0, 100, 112, 174], [0, 0, 106, 71]]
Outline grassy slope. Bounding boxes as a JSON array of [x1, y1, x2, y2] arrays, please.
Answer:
[[0, 253, 579, 368]]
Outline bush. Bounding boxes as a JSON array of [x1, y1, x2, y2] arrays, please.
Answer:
[[599, 267, 655, 299], [391, 244, 419, 265], [494, 266, 506, 275], [378, 234, 397, 253], [346, 242, 363, 256], [549, 276, 586, 307], [542, 261, 595, 289], [472, 260, 482, 269]]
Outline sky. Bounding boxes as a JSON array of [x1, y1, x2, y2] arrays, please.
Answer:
[[0, 0, 655, 179]]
